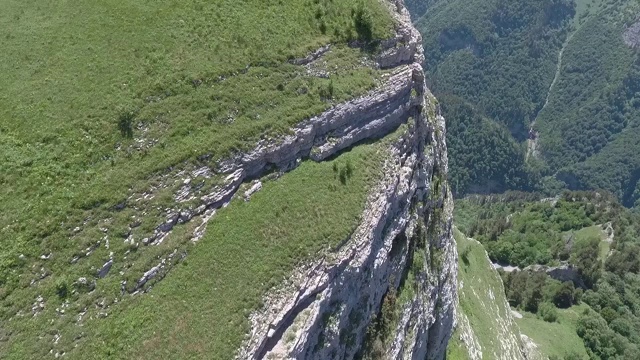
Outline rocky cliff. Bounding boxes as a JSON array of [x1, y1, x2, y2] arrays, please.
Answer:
[[235, 1, 457, 359], [0, 1, 457, 358]]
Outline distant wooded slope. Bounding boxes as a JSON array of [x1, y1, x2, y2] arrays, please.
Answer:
[[412, 0, 640, 206]]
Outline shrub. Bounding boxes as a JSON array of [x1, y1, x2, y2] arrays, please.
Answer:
[[319, 79, 335, 100], [460, 244, 471, 265], [338, 161, 354, 185], [117, 108, 136, 138], [339, 167, 348, 184], [600, 307, 619, 324], [563, 352, 583, 360], [55, 276, 70, 299], [370, 338, 385, 359], [538, 302, 558, 323], [380, 286, 397, 335], [552, 281, 575, 308], [523, 273, 546, 313], [573, 287, 583, 304], [353, 3, 373, 42], [345, 160, 354, 177], [572, 236, 602, 288]]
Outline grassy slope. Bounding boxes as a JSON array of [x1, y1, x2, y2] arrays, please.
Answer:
[[5, 134, 391, 359], [516, 304, 590, 359], [446, 331, 472, 360], [572, 225, 609, 262], [451, 228, 524, 359], [452, 193, 640, 358], [0, 0, 399, 358], [452, 226, 590, 360], [0, 0, 393, 281]]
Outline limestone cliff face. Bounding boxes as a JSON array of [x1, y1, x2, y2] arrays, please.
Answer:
[[235, 1, 458, 359], [126, 0, 457, 357]]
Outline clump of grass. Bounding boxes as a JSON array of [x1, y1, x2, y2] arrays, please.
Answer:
[[333, 159, 355, 184]]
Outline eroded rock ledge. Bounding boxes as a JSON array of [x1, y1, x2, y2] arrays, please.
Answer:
[[130, 0, 436, 294], [239, 94, 456, 359], [125, 1, 456, 359], [232, 1, 457, 359]]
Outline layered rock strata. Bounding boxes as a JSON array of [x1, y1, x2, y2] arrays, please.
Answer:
[[231, 1, 457, 359], [123, 0, 456, 358]]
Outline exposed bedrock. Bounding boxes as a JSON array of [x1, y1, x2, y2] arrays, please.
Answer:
[[233, 2, 457, 359], [238, 85, 456, 360], [126, 1, 457, 359]]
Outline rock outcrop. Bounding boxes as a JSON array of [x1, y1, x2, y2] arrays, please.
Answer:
[[233, 1, 457, 359], [89, 0, 456, 357], [624, 19, 640, 48], [524, 264, 585, 288]]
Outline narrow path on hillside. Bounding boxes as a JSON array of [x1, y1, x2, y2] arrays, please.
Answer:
[[526, 30, 577, 160]]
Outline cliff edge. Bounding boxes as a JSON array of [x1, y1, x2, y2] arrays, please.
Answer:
[[239, 1, 457, 359], [0, 1, 456, 358]]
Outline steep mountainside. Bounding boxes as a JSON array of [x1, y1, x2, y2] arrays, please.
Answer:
[[413, 0, 574, 195], [456, 192, 640, 359], [412, 0, 640, 205], [448, 229, 541, 360], [0, 1, 456, 359]]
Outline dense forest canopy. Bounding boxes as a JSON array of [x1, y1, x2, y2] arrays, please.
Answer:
[[413, 0, 640, 206]]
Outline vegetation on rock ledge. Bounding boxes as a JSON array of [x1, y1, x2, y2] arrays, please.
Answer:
[[0, 0, 398, 358]]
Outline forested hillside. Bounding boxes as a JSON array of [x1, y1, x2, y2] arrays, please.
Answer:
[[540, 0, 640, 208], [456, 192, 640, 359], [413, 0, 640, 205]]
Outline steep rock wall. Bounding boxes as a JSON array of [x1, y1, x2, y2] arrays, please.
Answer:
[[109, 0, 457, 357], [235, 1, 457, 359]]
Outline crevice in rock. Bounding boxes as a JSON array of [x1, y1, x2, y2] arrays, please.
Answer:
[[256, 292, 321, 359]]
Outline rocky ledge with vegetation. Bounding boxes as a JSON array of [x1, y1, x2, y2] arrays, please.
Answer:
[[0, 0, 456, 359]]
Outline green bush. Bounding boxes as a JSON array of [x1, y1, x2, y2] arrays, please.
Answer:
[[338, 161, 355, 185], [563, 352, 583, 360], [117, 108, 137, 138], [353, 2, 374, 42], [538, 302, 558, 323], [552, 281, 575, 308], [460, 244, 471, 265], [572, 236, 601, 288], [55, 276, 70, 300]]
